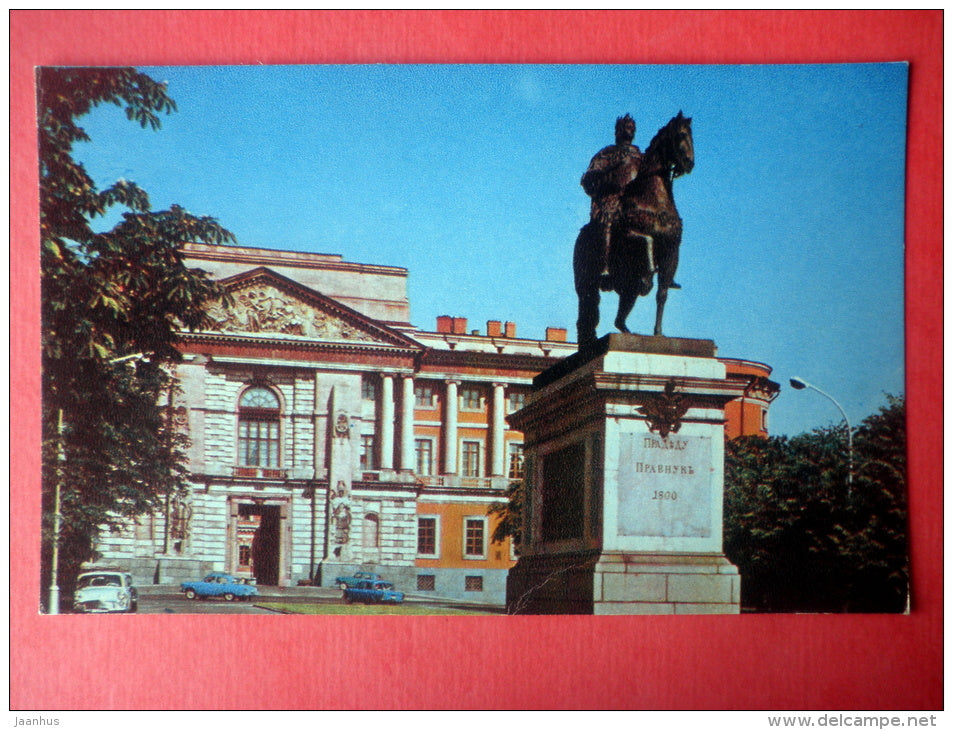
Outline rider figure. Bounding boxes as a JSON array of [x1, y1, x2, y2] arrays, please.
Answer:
[[581, 114, 642, 279]]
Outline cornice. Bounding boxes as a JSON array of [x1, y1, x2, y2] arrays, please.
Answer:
[[509, 371, 748, 434], [183, 242, 408, 278], [178, 330, 421, 357], [421, 347, 557, 372]]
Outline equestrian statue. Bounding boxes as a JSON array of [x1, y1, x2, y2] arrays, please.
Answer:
[[574, 112, 694, 347]]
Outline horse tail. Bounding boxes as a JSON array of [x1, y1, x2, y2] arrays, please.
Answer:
[[573, 222, 601, 294], [574, 222, 603, 346]]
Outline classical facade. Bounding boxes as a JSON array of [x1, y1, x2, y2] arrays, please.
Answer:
[[95, 243, 778, 604]]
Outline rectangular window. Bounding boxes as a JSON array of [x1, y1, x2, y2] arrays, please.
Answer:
[[464, 517, 486, 559], [414, 439, 433, 476], [462, 440, 482, 477], [238, 419, 280, 467], [507, 442, 524, 479], [360, 434, 376, 471], [414, 383, 434, 408], [460, 387, 482, 410], [417, 516, 438, 557], [417, 575, 436, 591], [238, 544, 252, 566], [464, 576, 484, 592], [507, 391, 526, 413], [362, 377, 377, 401]]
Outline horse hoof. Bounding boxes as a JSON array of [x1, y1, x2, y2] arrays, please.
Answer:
[[615, 322, 630, 334]]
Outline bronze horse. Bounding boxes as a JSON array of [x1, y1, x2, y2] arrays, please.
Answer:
[[574, 112, 694, 346]]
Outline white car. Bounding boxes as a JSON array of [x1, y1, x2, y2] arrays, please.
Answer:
[[73, 571, 139, 613]]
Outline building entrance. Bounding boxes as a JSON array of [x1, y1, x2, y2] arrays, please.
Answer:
[[235, 502, 282, 586]]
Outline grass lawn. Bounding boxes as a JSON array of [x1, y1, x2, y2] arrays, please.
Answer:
[[255, 601, 502, 615]]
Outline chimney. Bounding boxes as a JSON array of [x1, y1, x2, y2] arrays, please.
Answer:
[[545, 327, 568, 342], [436, 315, 453, 333], [504, 321, 517, 338], [452, 317, 468, 335], [487, 320, 502, 337]]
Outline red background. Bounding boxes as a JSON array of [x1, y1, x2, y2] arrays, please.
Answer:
[[10, 10, 942, 710]]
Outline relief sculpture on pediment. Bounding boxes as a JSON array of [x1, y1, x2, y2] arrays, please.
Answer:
[[204, 284, 374, 341]]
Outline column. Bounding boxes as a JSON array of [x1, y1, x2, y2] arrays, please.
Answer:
[[312, 370, 321, 479], [491, 382, 506, 477], [444, 379, 459, 474], [380, 373, 394, 470], [400, 375, 415, 471]]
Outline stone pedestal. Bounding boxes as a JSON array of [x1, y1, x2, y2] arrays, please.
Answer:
[[506, 333, 746, 614]]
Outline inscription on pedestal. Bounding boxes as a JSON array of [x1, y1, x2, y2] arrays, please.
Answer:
[[617, 433, 712, 538]]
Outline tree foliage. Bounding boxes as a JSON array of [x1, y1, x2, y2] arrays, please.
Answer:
[[724, 395, 908, 612], [39, 67, 234, 609], [488, 480, 524, 550]]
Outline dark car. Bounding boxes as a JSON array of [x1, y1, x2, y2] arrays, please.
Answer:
[[343, 580, 404, 605]]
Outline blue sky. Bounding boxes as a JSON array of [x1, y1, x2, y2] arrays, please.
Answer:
[[72, 64, 908, 436]]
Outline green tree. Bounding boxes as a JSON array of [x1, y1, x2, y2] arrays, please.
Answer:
[[39, 67, 234, 611], [841, 394, 909, 611], [724, 396, 907, 612], [488, 479, 524, 550]]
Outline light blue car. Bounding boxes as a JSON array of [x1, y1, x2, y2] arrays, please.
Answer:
[[181, 572, 258, 602], [334, 571, 382, 589], [343, 580, 404, 605]]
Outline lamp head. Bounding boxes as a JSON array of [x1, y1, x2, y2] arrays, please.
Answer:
[[789, 377, 808, 390]]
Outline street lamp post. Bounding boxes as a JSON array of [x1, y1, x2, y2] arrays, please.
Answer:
[[789, 376, 854, 495], [48, 408, 65, 614], [48, 352, 147, 614]]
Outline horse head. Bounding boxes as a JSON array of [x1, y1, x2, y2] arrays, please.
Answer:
[[669, 111, 694, 178]]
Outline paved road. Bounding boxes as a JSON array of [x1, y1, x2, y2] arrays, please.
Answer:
[[130, 586, 504, 614], [137, 591, 277, 614]]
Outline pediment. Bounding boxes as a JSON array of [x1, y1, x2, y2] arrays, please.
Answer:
[[201, 267, 418, 349]]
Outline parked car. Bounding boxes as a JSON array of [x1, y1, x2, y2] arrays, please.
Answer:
[[180, 572, 259, 602], [343, 580, 404, 605], [334, 571, 382, 589], [73, 570, 138, 613]]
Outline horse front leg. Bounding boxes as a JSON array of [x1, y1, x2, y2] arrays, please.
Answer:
[[654, 283, 668, 337], [653, 237, 679, 337]]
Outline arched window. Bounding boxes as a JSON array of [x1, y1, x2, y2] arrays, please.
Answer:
[[362, 513, 380, 548], [238, 386, 280, 467]]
